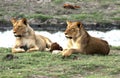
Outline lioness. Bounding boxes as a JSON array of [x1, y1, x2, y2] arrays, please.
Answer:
[[11, 18, 52, 53], [62, 21, 110, 57]]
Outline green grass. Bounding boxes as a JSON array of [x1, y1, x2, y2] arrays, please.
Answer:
[[54, 12, 105, 22], [9, 13, 53, 22], [0, 48, 120, 78], [53, 0, 74, 4], [111, 17, 120, 21], [10, 12, 26, 18], [26, 14, 53, 22], [68, 12, 104, 22], [110, 46, 120, 50], [0, 0, 120, 23]]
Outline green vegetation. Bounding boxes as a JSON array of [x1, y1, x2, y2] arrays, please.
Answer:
[[110, 46, 120, 50], [10, 12, 26, 18], [68, 12, 104, 22], [53, 0, 74, 4], [53, 0, 65, 4], [26, 14, 53, 22], [0, 0, 119, 23], [0, 48, 120, 78], [9, 13, 53, 22], [111, 17, 120, 21]]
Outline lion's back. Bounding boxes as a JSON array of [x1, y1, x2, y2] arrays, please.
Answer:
[[85, 37, 110, 55], [36, 35, 52, 50]]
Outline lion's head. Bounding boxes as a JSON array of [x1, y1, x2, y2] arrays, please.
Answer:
[[64, 21, 83, 39], [11, 18, 28, 37]]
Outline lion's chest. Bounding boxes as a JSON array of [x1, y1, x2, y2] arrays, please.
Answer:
[[16, 38, 35, 48], [72, 44, 79, 49], [72, 42, 80, 49], [68, 40, 81, 49], [23, 38, 35, 47]]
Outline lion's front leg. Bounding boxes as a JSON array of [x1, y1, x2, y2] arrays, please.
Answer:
[[27, 46, 39, 52], [62, 49, 73, 57], [12, 47, 25, 53], [62, 49, 81, 57]]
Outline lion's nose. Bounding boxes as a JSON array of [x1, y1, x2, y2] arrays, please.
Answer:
[[13, 31, 16, 34], [64, 32, 67, 35]]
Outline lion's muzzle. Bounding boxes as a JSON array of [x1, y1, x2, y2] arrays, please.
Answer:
[[65, 32, 72, 39], [13, 32, 22, 37], [65, 36, 72, 39], [14, 35, 22, 37]]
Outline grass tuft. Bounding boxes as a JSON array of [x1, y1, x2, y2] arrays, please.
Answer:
[[26, 14, 53, 22]]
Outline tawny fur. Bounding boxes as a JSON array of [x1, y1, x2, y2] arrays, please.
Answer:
[[11, 18, 52, 53], [62, 21, 110, 57]]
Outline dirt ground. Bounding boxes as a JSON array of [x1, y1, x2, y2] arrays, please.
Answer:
[[110, 50, 120, 55]]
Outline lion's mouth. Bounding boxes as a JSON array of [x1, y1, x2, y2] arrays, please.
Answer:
[[65, 36, 72, 39], [14, 35, 22, 37]]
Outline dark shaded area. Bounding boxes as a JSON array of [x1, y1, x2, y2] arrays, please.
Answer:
[[0, 21, 120, 33], [20, 45, 28, 51], [0, 21, 13, 32], [2, 54, 18, 61]]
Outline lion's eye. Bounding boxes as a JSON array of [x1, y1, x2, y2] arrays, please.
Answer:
[[71, 28, 75, 31], [18, 25, 21, 27]]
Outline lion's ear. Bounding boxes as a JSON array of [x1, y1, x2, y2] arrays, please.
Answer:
[[66, 21, 72, 25], [77, 22, 82, 28], [21, 18, 27, 25], [10, 18, 16, 25]]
